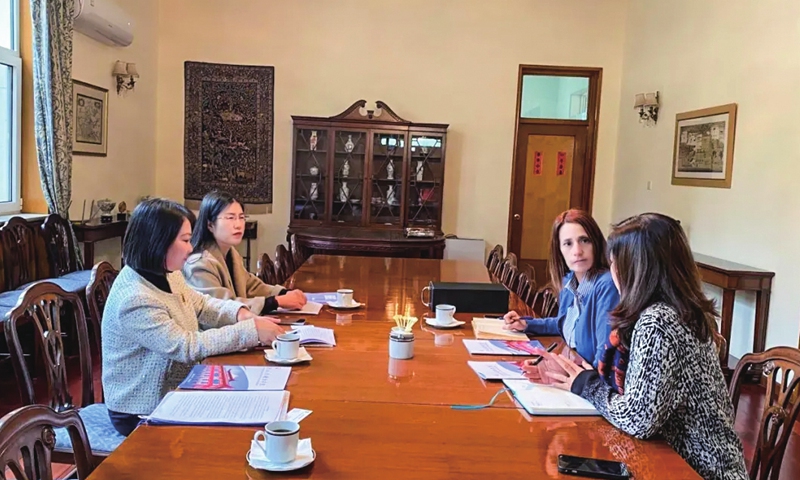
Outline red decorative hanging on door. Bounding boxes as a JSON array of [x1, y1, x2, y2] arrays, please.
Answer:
[[533, 151, 543, 176], [556, 151, 567, 176]]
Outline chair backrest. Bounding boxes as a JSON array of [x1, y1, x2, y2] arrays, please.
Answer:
[[274, 244, 293, 284], [504, 252, 518, 268], [486, 244, 503, 269], [4, 282, 94, 411], [40, 214, 81, 277], [729, 346, 800, 480], [289, 234, 305, 270], [501, 264, 518, 291], [531, 284, 559, 318], [515, 272, 533, 306], [257, 253, 278, 285], [85, 261, 118, 353], [0, 217, 48, 290], [0, 405, 95, 480]]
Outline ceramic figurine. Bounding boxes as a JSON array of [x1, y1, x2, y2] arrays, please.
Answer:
[[340, 181, 350, 202], [309, 131, 318, 151], [420, 136, 429, 155], [342, 159, 350, 177], [416, 161, 424, 181], [387, 185, 396, 205], [386, 159, 395, 180], [309, 165, 319, 176], [310, 182, 319, 201], [344, 135, 355, 153]]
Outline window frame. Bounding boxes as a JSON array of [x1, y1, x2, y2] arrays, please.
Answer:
[[0, 0, 21, 215]]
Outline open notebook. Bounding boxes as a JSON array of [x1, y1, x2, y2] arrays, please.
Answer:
[[471, 317, 529, 341], [146, 390, 290, 426], [289, 325, 336, 347], [503, 379, 599, 416]]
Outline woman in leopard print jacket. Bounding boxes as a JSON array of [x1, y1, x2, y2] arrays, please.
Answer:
[[543, 213, 747, 480]]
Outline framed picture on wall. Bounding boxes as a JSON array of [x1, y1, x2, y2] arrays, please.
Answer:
[[72, 80, 108, 156], [671, 103, 737, 188]]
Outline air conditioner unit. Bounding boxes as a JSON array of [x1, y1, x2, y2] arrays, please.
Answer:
[[73, 0, 134, 47]]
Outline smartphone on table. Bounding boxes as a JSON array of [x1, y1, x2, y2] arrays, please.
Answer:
[[557, 454, 630, 479]]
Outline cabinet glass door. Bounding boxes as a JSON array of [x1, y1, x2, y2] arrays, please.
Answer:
[[370, 132, 405, 226], [293, 128, 327, 221], [407, 134, 444, 227], [332, 130, 366, 224]]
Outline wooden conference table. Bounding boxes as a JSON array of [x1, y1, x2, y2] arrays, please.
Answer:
[[88, 255, 698, 479]]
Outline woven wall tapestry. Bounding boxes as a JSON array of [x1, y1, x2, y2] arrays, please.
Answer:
[[184, 61, 274, 204]]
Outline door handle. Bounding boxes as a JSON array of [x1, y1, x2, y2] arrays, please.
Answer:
[[513, 214, 521, 220]]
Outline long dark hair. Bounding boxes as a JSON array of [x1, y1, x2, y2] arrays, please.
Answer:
[[191, 190, 241, 253], [124, 198, 193, 274], [547, 209, 609, 294], [608, 213, 718, 348]]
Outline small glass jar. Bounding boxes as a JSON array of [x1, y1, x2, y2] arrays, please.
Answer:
[[389, 328, 414, 360]]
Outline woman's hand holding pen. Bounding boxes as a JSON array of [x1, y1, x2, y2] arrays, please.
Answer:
[[502, 311, 527, 332], [522, 343, 561, 384]]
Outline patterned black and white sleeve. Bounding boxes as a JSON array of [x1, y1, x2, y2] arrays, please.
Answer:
[[571, 310, 686, 439]]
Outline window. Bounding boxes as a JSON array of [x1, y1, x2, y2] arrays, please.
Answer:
[[0, 0, 21, 214], [520, 75, 590, 121]]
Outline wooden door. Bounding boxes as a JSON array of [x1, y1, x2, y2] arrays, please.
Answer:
[[509, 125, 588, 287], [507, 65, 601, 288]]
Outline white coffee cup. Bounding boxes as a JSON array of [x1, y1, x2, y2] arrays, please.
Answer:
[[253, 420, 300, 464], [271, 333, 300, 360], [336, 288, 354, 307], [434, 304, 456, 325]]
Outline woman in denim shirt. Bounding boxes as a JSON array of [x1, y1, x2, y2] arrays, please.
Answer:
[[503, 209, 618, 367]]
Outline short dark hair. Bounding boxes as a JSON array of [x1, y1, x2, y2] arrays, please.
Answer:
[[547, 209, 609, 294], [191, 190, 242, 253], [123, 198, 193, 274], [607, 212, 718, 349]]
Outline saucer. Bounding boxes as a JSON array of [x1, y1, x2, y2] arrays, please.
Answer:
[[326, 300, 363, 310], [425, 318, 465, 329], [247, 438, 315, 472], [265, 347, 313, 364]]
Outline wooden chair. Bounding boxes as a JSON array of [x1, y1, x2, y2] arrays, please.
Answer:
[[257, 253, 279, 285], [501, 264, 518, 291], [289, 234, 306, 271], [531, 284, 559, 318], [40, 213, 82, 277], [515, 272, 533, 306], [85, 261, 118, 356], [485, 244, 503, 270], [274, 244, 293, 284], [4, 282, 125, 462], [0, 405, 96, 480], [0, 217, 47, 291], [729, 346, 800, 480]]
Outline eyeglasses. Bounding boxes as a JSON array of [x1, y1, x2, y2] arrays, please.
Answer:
[[219, 215, 247, 222]]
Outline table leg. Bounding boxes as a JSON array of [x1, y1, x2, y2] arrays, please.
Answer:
[[83, 242, 95, 269], [719, 289, 735, 371], [753, 288, 771, 354]]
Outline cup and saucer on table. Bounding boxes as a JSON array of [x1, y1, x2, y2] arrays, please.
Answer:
[[326, 288, 363, 309], [424, 304, 465, 329], [247, 420, 316, 472], [264, 333, 313, 365]]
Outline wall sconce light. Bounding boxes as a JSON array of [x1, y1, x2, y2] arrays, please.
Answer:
[[113, 60, 139, 95], [634, 91, 659, 125]]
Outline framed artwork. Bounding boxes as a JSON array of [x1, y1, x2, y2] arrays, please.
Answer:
[[672, 103, 737, 188], [72, 80, 108, 156]]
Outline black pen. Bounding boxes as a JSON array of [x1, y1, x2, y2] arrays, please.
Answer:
[[532, 342, 559, 366]]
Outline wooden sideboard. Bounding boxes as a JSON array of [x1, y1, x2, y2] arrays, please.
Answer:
[[694, 252, 774, 380], [289, 226, 445, 259]]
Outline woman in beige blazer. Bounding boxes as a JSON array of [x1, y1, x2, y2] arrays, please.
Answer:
[[184, 191, 307, 314]]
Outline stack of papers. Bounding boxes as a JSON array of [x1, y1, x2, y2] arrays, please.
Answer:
[[467, 361, 526, 380], [277, 301, 324, 315], [290, 325, 336, 347], [147, 390, 290, 426], [178, 365, 291, 391], [503, 379, 598, 416], [471, 317, 529, 341], [463, 339, 543, 355]]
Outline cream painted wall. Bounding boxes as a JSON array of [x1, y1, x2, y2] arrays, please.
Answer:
[[67, 0, 159, 268], [155, 0, 627, 262], [613, 0, 800, 353]]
